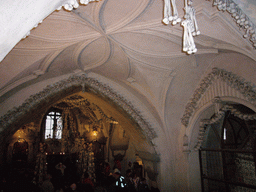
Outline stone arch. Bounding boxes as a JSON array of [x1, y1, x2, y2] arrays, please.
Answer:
[[184, 68, 256, 150], [0, 74, 157, 144], [183, 68, 256, 192], [181, 67, 256, 128]]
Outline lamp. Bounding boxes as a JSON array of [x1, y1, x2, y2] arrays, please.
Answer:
[[92, 130, 98, 137]]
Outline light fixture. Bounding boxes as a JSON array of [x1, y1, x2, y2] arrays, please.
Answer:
[[18, 138, 26, 142], [92, 130, 98, 137]]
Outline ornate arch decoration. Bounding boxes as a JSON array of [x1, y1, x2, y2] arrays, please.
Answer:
[[194, 101, 256, 150], [181, 67, 256, 128], [0, 74, 157, 141]]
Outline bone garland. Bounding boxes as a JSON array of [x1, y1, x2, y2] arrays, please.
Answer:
[[181, 20, 197, 54], [162, 0, 181, 25], [80, 0, 100, 5], [181, 0, 200, 54], [63, 0, 79, 11], [212, 0, 256, 48], [62, 0, 100, 11], [184, 1, 200, 36], [181, 0, 199, 54]]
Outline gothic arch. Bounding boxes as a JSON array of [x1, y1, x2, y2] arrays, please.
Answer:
[[181, 67, 256, 128], [184, 68, 256, 191], [0, 74, 157, 144]]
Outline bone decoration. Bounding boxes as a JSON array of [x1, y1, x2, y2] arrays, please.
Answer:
[[212, 0, 256, 48], [163, 0, 199, 54], [182, 0, 200, 54], [162, 0, 182, 25]]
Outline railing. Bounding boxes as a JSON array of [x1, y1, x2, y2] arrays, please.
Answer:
[[199, 148, 256, 192]]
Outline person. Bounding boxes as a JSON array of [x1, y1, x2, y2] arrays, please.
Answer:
[[104, 162, 111, 177], [111, 169, 128, 192], [113, 160, 122, 171], [55, 162, 66, 188], [41, 174, 54, 192], [125, 169, 136, 192], [55, 162, 66, 176], [81, 172, 94, 188], [138, 178, 150, 192], [131, 172, 140, 191]]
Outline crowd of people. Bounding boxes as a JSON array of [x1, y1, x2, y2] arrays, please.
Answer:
[[0, 161, 160, 192]]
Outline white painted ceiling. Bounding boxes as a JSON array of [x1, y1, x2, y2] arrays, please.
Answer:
[[0, 0, 256, 134]]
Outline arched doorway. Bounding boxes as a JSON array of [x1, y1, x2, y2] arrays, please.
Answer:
[[0, 76, 159, 190], [199, 104, 256, 191]]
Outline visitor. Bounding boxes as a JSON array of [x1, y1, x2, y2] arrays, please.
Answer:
[[125, 169, 136, 192], [55, 162, 66, 176], [138, 178, 150, 192], [81, 172, 94, 188], [112, 169, 128, 192], [131, 172, 140, 191], [77, 172, 93, 192], [41, 174, 54, 192], [55, 162, 66, 188]]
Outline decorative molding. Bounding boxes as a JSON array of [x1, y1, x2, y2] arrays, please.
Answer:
[[53, 95, 117, 123], [20, 0, 256, 55], [0, 74, 157, 141], [181, 67, 256, 127], [210, 0, 256, 49], [194, 103, 256, 150], [22, 0, 100, 40]]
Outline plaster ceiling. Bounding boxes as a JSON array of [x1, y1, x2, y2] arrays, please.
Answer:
[[0, 0, 256, 136], [1, 0, 255, 95]]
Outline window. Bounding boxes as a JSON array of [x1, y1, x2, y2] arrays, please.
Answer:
[[221, 112, 249, 149], [45, 110, 63, 139], [223, 127, 227, 140]]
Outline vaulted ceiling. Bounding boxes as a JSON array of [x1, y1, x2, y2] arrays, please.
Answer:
[[1, 0, 256, 95], [1, 2, 256, 191], [0, 0, 256, 154]]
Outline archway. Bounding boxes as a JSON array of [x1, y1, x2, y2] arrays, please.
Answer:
[[0, 76, 159, 189], [183, 68, 256, 192], [198, 103, 256, 191]]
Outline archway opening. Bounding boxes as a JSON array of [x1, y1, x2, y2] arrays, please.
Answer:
[[0, 89, 158, 190], [199, 104, 256, 191]]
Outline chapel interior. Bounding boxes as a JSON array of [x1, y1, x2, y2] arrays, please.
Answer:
[[1, 0, 256, 191]]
